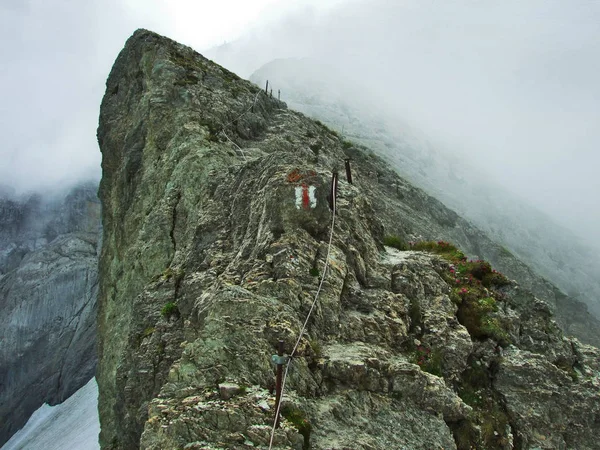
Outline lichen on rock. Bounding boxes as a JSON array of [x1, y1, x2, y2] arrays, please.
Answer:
[[97, 29, 600, 450]]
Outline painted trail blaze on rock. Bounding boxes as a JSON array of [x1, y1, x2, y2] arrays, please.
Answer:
[[295, 184, 317, 209]]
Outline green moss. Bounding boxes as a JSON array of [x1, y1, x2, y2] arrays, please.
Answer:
[[482, 271, 511, 288], [480, 317, 511, 345], [281, 404, 311, 450], [480, 401, 511, 448], [460, 361, 489, 393], [155, 340, 166, 356], [478, 297, 497, 311], [450, 288, 463, 305], [143, 326, 155, 337], [458, 384, 482, 407], [161, 301, 179, 318], [309, 339, 323, 358], [135, 326, 157, 347], [170, 51, 200, 72], [312, 119, 339, 139], [425, 350, 443, 376], [457, 297, 510, 345], [455, 358, 512, 449], [453, 401, 511, 450], [412, 240, 467, 261], [163, 267, 175, 280], [342, 140, 353, 149], [198, 120, 221, 143], [207, 132, 220, 143], [383, 235, 409, 250]]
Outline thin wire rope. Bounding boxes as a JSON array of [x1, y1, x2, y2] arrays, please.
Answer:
[[217, 90, 262, 161], [223, 89, 262, 130], [221, 130, 247, 161], [268, 178, 337, 450]]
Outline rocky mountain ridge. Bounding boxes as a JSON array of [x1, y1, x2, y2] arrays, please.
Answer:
[[248, 57, 600, 321], [96, 29, 600, 450], [0, 182, 100, 446]]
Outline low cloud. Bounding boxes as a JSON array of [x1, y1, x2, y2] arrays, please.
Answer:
[[208, 0, 600, 240], [2, 0, 598, 240]]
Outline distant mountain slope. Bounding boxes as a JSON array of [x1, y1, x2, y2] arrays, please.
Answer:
[[248, 57, 600, 321], [0, 182, 100, 446]]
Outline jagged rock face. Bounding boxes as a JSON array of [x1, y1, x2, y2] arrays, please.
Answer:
[[342, 145, 600, 348], [249, 58, 600, 337], [97, 29, 600, 450], [0, 183, 100, 446]]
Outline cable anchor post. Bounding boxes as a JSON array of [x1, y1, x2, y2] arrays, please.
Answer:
[[271, 340, 288, 428], [328, 170, 339, 211], [344, 158, 353, 184]]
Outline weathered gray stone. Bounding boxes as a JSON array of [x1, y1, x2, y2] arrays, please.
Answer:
[[218, 382, 241, 400], [0, 183, 100, 446], [248, 57, 600, 336], [495, 347, 600, 450], [96, 29, 600, 450]]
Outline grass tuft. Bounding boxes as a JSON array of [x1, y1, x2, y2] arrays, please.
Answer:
[[383, 235, 409, 250], [161, 301, 179, 318]]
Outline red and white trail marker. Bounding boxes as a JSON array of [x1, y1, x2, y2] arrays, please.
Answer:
[[295, 184, 317, 209]]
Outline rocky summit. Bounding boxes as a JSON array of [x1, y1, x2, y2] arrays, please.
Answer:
[[96, 29, 600, 450]]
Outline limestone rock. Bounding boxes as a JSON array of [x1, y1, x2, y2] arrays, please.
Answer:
[[496, 347, 600, 450], [249, 56, 600, 337], [0, 182, 100, 445], [96, 29, 600, 450], [218, 382, 241, 400]]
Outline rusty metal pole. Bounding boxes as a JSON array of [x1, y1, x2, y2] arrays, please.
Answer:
[[265, 80, 269, 94], [275, 339, 284, 427], [344, 158, 353, 184], [328, 170, 339, 211]]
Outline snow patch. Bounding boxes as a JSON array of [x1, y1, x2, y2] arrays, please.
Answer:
[[2, 378, 99, 450]]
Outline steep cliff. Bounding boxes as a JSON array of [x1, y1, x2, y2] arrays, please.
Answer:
[[0, 182, 100, 446], [97, 30, 600, 450]]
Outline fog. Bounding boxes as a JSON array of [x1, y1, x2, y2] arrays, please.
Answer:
[[1, 0, 130, 193], [207, 0, 600, 241], [1, 0, 598, 240], [0, 0, 334, 194]]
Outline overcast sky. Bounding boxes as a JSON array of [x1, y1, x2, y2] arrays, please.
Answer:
[[0, 0, 325, 192], [0, 0, 598, 239]]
